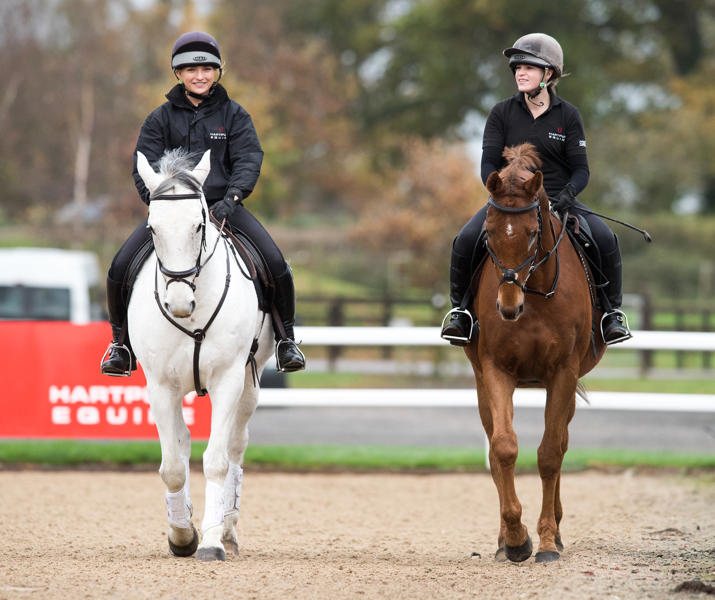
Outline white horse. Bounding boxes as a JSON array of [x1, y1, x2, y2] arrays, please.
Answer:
[[130, 148, 273, 561]]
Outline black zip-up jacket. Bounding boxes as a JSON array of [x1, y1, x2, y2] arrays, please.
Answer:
[[481, 90, 589, 198], [133, 83, 263, 205]]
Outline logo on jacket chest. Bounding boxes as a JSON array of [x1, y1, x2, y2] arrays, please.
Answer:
[[548, 126, 566, 142], [209, 126, 227, 141]]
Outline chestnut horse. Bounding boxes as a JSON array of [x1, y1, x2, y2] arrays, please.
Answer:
[[464, 143, 605, 563]]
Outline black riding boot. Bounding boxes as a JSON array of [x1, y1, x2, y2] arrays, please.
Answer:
[[600, 238, 632, 345], [440, 245, 479, 346], [100, 277, 136, 376], [272, 266, 306, 372]]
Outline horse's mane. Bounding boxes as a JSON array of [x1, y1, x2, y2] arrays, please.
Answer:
[[499, 143, 543, 196], [151, 148, 203, 199]]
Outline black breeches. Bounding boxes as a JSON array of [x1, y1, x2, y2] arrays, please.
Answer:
[[108, 219, 152, 284], [226, 204, 287, 276], [453, 205, 487, 262], [108, 206, 288, 286]]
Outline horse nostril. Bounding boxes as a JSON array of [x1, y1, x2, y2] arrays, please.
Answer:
[[164, 301, 171, 311], [190, 301, 196, 313]]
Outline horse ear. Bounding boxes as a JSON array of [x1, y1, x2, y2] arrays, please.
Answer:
[[525, 170, 543, 196], [485, 171, 501, 196], [136, 152, 162, 194], [192, 150, 211, 186]]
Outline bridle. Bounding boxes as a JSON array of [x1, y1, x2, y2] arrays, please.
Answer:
[[149, 192, 218, 291], [147, 190, 232, 396], [485, 194, 567, 298]]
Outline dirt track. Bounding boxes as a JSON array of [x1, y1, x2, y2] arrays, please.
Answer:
[[1, 469, 713, 599]]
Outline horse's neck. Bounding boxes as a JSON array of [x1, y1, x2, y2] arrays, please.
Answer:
[[533, 202, 559, 284], [193, 225, 227, 297]]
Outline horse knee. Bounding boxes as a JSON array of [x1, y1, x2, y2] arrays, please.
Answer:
[[160, 457, 186, 492], [491, 432, 518, 467], [203, 449, 228, 484], [537, 445, 563, 479]]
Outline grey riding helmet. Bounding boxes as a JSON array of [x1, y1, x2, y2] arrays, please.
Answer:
[[171, 31, 222, 70], [503, 33, 563, 79]]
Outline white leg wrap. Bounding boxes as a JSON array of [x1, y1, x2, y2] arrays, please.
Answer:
[[201, 480, 225, 534], [182, 455, 192, 512], [165, 487, 192, 529], [223, 463, 243, 517]]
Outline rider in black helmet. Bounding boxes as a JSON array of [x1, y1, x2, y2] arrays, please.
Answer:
[[101, 31, 306, 376], [440, 33, 631, 347]]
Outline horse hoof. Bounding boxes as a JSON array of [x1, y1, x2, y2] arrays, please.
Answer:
[[223, 539, 239, 555], [535, 551, 561, 563], [505, 536, 533, 562], [197, 546, 226, 562], [494, 546, 507, 562], [168, 527, 198, 557]]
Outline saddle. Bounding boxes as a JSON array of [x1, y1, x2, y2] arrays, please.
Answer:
[[122, 218, 274, 314], [564, 214, 606, 305], [214, 216, 274, 314]]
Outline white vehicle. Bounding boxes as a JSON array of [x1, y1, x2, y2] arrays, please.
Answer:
[[0, 247, 102, 324]]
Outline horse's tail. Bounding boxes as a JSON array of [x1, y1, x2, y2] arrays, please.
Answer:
[[576, 381, 590, 405], [502, 143, 542, 172]]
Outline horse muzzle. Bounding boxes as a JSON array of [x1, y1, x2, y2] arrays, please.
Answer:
[[163, 279, 197, 318], [496, 286, 525, 321]]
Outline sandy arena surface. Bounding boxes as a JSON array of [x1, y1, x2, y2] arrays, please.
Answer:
[[1, 469, 713, 599]]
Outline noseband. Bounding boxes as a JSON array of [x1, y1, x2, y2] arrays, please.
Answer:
[[485, 195, 566, 298]]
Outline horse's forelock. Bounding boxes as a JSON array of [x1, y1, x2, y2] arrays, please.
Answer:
[[496, 143, 543, 200], [151, 149, 203, 198], [502, 143, 542, 173]]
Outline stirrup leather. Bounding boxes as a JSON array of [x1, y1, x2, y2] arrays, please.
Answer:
[[440, 308, 474, 344], [100, 342, 134, 377], [600, 309, 632, 346], [275, 338, 306, 373]]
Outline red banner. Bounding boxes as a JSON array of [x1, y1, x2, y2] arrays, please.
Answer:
[[0, 322, 212, 439]]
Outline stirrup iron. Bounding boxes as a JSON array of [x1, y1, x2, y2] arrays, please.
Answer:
[[440, 308, 474, 344], [100, 342, 134, 377], [600, 309, 632, 346], [275, 338, 306, 373]]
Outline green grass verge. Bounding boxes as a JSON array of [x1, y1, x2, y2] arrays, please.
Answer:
[[287, 371, 715, 394], [1, 441, 713, 471]]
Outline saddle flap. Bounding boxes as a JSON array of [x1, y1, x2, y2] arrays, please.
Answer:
[[210, 215, 273, 312]]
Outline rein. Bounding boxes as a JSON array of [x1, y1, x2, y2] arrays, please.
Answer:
[[485, 195, 568, 299]]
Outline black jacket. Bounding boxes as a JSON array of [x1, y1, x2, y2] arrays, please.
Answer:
[[133, 83, 263, 204], [481, 90, 589, 198]]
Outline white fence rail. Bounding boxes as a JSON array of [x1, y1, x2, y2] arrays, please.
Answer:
[[261, 388, 714, 412], [277, 327, 715, 413], [294, 326, 715, 351]]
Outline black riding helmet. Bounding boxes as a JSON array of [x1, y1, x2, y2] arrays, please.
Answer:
[[171, 31, 222, 70], [171, 31, 223, 99]]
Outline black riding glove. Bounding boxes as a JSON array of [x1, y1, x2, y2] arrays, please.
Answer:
[[551, 183, 576, 215], [211, 188, 243, 222]]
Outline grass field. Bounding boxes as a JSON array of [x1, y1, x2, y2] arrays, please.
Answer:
[[1, 440, 713, 471], [285, 369, 715, 394]]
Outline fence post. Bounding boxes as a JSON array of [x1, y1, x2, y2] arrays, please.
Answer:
[[328, 299, 344, 370], [382, 296, 393, 359], [640, 293, 653, 375], [703, 309, 711, 370], [675, 308, 685, 370]]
